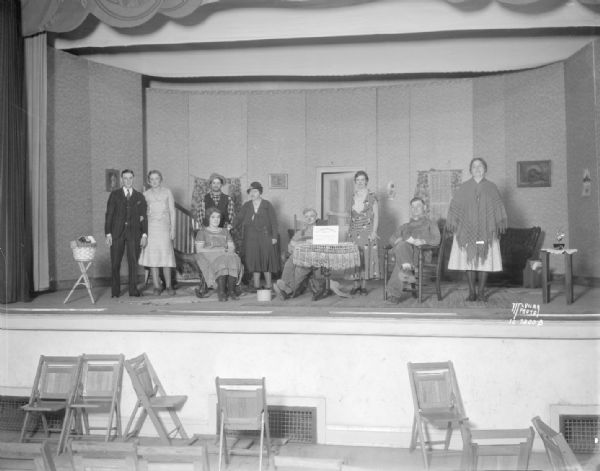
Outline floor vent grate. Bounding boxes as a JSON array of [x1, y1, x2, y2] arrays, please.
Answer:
[[560, 414, 600, 453], [217, 405, 317, 444], [0, 395, 63, 432], [268, 405, 317, 444]]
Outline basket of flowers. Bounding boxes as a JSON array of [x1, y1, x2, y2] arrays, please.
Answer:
[[70, 236, 97, 261]]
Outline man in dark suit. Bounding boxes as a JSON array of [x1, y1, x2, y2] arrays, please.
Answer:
[[105, 169, 148, 297]]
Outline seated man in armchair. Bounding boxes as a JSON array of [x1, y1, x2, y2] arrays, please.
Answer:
[[273, 208, 325, 300], [386, 197, 440, 302]]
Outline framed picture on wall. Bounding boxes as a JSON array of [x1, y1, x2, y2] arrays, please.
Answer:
[[105, 169, 120, 192], [269, 173, 288, 189], [516, 160, 551, 188]]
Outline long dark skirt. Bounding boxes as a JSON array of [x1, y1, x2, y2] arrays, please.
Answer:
[[243, 227, 280, 273]]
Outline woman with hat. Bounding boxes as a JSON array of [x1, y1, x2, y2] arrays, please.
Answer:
[[233, 181, 280, 291]]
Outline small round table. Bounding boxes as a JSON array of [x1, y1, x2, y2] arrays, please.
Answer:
[[540, 248, 577, 305], [293, 243, 361, 298]]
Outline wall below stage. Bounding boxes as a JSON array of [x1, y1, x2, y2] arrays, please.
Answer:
[[1, 313, 598, 451]]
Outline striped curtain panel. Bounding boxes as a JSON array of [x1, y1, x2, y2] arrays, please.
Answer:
[[0, 0, 32, 303]]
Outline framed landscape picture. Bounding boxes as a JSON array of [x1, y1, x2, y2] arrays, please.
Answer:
[[517, 160, 551, 187]]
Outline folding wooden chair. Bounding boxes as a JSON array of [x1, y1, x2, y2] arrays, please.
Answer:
[[123, 353, 189, 445], [20, 355, 83, 444], [215, 377, 271, 471], [58, 354, 125, 453], [532, 416, 600, 471], [407, 361, 467, 470], [69, 441, 139, 471], [273, 455, 343, 470], [137, 444, 210, 471], [0, 441, 57, 471], [461, 424, 535, 470]]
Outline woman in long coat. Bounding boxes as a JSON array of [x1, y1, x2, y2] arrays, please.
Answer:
[[234, 181, 280, 291]]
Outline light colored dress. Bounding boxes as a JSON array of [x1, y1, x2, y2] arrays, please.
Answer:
[[193, 228, 242, 288], [138, 187, 176, 268]]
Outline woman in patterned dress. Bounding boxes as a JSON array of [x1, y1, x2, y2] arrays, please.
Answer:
[[347, 170, 379, 295], [194, 208, 242, 301], [138, 170, 176, 296]]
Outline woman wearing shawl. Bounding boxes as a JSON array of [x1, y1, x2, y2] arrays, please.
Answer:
[[446, 158, 507, 302]]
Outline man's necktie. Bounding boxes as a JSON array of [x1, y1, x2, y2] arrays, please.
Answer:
[[126, 189, 131, 200]]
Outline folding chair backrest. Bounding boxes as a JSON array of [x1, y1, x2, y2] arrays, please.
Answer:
[[216, 377, 267, 429], [137, 444, 210, 471], [0, 441, 57, 471], [36, 356, 82, 401], [125, 353, 160, 399], [408, 361, 465, 416], [273, 455, 343, 470], [70, 441, 138, 471], [532, 416, 583, 471]]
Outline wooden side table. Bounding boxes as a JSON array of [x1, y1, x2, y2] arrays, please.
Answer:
[[540, 249, 577, 305]]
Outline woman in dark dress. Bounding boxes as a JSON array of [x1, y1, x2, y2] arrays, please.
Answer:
[[234, 181, 280, 291]]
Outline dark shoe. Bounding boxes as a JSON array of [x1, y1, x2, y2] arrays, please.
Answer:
[[166, 288, 176, 296], [312, 282, 328, 301], [477, 292, 488, 302], [194, 286, 208, 298], [247, 285, 258, 294], [387, 295, 401, 304], [349, 286, 361, 296], [217, 276, 227, 302], [130, 291, 141, 297], [359, 287, 368, 296], [228, 276, 239, 301], [153, 288, 162, 296], [466, 293, 477, 302]]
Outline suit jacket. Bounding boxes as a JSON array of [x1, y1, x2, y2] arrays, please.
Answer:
[[105, 188, 148, 241]]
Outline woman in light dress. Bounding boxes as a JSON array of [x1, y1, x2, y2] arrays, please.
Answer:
[[138, 170, 176, 296], [194, 207, 242, 301], [347, 170, 379, 295]]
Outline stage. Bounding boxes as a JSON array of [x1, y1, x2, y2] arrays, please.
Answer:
[[1, 281, 599, 451]]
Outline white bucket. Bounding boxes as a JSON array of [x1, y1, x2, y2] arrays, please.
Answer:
[[256, 289, 272, 302]]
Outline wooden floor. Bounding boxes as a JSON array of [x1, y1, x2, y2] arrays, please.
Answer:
[[6, 278, 600, 319], [0, 430, 560, 470]]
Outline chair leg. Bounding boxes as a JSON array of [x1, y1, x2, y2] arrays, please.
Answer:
[[166, 407, 189, 439], [409, 416, 418, 452], [416, 419, 430, 470], [218, 414, 224, 471], [20, 411, 31, 442], [264, 409, 272, 462], [444, 422, 453, 450], [259, 412, 265, 471]]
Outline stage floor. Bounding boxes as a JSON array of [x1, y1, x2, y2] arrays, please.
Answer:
[[4, 279, 599, 320]]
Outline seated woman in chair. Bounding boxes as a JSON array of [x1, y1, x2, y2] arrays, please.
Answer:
[[193, 207, 243, 301], [386, 197, 440, 302]]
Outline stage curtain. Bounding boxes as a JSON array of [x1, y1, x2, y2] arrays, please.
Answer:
[[25, 34, 49, 291], [0, 0, 32, 303]]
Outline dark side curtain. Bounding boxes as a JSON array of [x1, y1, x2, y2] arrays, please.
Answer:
[[1, 0, 32, 303]]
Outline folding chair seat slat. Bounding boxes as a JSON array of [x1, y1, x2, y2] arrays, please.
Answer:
[[69, 441, 139, 471], [0, 441, 57, 471]]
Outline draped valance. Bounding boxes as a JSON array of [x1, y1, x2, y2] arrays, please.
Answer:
[[21, 0, 600, 38]]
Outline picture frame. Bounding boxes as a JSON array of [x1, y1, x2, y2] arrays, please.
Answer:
[[269, 173, 288, 189], [105, 169, 120, 192], [516, 160, 551, 188]]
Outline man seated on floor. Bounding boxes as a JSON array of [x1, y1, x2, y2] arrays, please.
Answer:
[[386, 197, 440, 302], [274, 208, 325, 300]]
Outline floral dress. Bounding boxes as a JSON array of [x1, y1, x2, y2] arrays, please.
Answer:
[[347, 190, 379, 279]]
